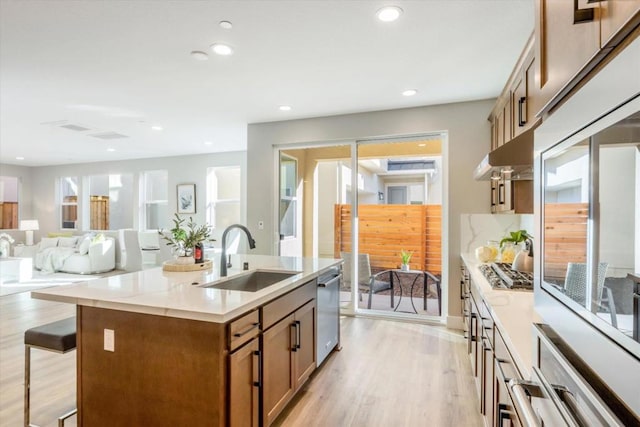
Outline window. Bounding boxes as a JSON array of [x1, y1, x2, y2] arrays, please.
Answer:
[[0, 176, 19, 229], [88, 174, 133, 230], [206, 166, 241, 239], [60, 177, 78, 229], [141, 170, 169, 230], [279, 155, 297, 239]]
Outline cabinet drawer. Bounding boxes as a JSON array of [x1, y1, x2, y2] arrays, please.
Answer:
[[229, 309, 260, 351], [263, 280, 316, 331]]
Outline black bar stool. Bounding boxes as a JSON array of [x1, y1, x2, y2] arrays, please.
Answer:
[[24, 317, 77, 427]]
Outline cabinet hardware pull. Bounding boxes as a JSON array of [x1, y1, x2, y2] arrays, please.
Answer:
[[518, 96, 526, 127], [253, 350, 262, 388], [509, 379, 543, 426], [291, 323, 298, 352], [497, 404, 513, 427], [573, 0, 595, 24], [233, 322, 260, 338], [295, 320, 301, 350]]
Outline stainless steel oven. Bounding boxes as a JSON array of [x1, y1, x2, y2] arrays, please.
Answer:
[[507, 324, 628, 427], [534, 33, 640, 422]]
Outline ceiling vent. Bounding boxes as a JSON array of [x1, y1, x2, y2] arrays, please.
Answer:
[[90, 132, 128, 140], [60, 124, 91, 132]]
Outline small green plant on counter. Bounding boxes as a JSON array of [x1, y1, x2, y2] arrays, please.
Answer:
[[400, 249, 413, 265], [499, 230, 533, 248], [159, 213, 212, 256]]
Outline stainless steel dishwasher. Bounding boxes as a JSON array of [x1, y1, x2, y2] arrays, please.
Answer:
[[316, 266, 341, 366]]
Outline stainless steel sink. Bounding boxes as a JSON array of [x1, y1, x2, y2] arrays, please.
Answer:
[[201, 270, 298, 292]]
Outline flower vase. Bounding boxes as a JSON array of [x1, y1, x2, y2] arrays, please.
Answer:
[[401, 263, 410, 271]]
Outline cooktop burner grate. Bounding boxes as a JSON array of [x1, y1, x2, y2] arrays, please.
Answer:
[[478, 262, 533, 290]]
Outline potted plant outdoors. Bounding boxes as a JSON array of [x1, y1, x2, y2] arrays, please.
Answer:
[[400, 249, 413, 271], [159, 214, 211, 265], [499, 229, 532, 264]]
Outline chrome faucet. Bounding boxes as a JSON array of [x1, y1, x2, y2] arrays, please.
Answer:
[[219, 224, 256, 277]]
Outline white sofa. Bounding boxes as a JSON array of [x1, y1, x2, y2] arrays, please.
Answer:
[[34, 234, 116, 274]]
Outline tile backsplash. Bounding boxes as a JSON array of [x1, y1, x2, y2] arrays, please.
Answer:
[[460, 214, 534, 254]]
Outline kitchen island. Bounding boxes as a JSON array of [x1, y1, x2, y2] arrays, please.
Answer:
[[32, 254, 341, 427]]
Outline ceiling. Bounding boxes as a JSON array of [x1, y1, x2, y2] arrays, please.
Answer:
[[0, 0, 534, 167]]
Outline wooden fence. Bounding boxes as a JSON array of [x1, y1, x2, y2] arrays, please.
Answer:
[[334, 204, 441, 274], [543, 202, 588, 279]]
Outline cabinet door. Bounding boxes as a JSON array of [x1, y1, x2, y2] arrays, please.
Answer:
[[229, 338, 259, 427], [263, 313, 295, 426], [481, 334, 494, 424], [293, 300, 316, 388], [600, 0, 640, 47], [469, 295, 480, 378], [536, 0, 600, 109], [511, 73, 527, 138]]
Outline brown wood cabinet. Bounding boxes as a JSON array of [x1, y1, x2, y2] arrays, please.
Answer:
[[229, 337, 260, 427], [535, 0, 640, 115], [229, 309, 261, 427], [263, 299, 316, 426], [601, 0, 640, 47], [461, 262, 524, 427], [76, 278, 319, 427]]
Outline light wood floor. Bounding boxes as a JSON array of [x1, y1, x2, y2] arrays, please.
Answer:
[[0, 292, 481, 427]]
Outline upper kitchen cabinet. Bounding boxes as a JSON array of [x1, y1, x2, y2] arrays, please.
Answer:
[[601, 0, 640, 46], [490, 34, 539, 150], [535, 0, 640, 116]]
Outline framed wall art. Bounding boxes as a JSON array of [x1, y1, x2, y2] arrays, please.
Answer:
[[177, 183, 196, 214]]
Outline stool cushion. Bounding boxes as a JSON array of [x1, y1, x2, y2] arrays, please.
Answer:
[[25, 317, 76, 352]]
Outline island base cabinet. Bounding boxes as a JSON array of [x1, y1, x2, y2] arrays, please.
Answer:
[[263, 299, 316, 426], [77, 306, 227, 427], [229, 338, 260, 427]]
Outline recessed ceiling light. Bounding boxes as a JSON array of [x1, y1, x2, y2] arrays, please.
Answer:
[[151, 125, 163, 131], [204, 141, 213, 146], [219, 21, 233, 29], [279, 105, 291, 111], [107, 148, 116, 152], [16, 156, 24, 160], [376, 6, 403, 22], [418, 143, 426, 147], [190, 51, 209, 61], [402, 89, 418, 96], [211, 43, 234, 56]]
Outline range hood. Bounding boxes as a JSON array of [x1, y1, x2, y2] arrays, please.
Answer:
[[474, 127, 535, 181]]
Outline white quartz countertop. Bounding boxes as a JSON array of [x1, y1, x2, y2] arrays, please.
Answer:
[[461, 253, 541, 379], [31, 255, 341, 323]]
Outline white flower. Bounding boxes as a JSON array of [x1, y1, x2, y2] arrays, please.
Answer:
[[0, 233, 15, 244]]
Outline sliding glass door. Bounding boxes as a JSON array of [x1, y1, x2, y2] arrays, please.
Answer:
[[277, 135, 443, 320]]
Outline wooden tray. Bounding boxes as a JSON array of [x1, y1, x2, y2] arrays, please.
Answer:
[[162, 259, 213, 272]]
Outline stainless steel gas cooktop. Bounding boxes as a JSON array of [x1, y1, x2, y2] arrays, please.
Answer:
[[478, 262, 533, 290]]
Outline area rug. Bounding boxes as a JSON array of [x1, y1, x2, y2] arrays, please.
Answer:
[[0, 269, 124, 297]]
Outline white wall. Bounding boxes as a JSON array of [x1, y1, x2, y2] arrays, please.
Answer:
[[316, 162, 338, 257], [28, 151, 246, 241], [247, 99, 494, 326]]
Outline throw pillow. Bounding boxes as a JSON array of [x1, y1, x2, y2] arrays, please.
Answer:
[[58, 236, 79, 248], [39, 237, 59, 250], [92, 233, 105, 244], [78, 237, 92, 255], [47, 232, 73, 238]]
